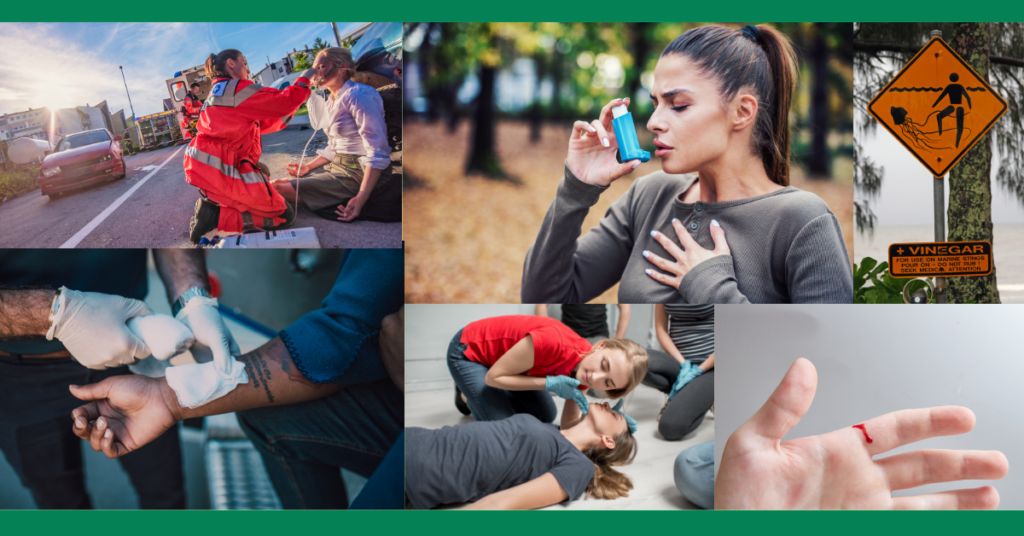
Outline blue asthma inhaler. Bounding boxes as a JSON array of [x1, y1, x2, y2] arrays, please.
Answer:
[[611, 104, 650, 164]]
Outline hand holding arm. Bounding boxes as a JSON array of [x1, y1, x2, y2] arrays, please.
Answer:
[[716, 358, 1008, 510], [70, 337, 342, 458]]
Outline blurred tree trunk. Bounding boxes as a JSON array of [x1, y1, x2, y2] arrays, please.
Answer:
[[466, 65, 506, 178], [947, 23, 1000, 303], [530, 52, 546, 143], [808, 24, 831, 177], [628, 23, 651, 102], [551, 48, 564, 120], [418, 23, 442, 123]]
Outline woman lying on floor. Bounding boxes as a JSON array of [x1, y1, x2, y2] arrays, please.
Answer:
[[406, 401, 637, 510]]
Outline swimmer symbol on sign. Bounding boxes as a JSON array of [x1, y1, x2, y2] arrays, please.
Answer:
[[867, 36, 1007, 177]]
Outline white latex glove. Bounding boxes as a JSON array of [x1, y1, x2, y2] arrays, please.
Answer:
[[46, 287, 153, 370], [174, 296, 240, 368]]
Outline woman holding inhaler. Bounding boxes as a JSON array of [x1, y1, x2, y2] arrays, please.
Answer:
[[521, 24, 853, 304], [184, 49, 319, 244], [448, 315, 648, 428], [272, 47, 402, 223]]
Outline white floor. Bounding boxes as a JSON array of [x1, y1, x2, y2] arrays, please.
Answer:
[[405, 384, 714, 510]]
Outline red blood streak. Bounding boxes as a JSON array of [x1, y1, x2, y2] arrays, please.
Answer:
[[852, 424, 873, 444]]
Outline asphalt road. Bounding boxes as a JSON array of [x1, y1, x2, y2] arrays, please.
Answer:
[[0, 127, 402, 249]]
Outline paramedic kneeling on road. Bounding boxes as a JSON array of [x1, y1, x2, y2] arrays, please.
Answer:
[[184, 48, 319, 244]]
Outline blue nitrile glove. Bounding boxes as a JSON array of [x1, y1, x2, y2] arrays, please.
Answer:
[[668, 362, 703, 401], [612, 399, 638, 434], [546, 375, 589, 414]]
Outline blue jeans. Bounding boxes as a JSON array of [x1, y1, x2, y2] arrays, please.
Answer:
[[237, 378, 403, 509], [674, 441, 714, 509], [446, 329, 556, 423]]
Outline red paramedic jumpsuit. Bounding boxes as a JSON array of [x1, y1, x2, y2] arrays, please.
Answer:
[[184, 76, 311, 233], [180, 94, 203, 140]]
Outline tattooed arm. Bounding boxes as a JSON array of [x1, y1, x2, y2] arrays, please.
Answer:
[[68, 337, 342, 458]]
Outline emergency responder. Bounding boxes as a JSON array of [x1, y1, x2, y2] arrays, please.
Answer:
[[183, 49, 319, 244], [180, 82, 203, 140]]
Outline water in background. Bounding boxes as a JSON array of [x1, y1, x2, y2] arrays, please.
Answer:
[[855, 223, 1024, 304]]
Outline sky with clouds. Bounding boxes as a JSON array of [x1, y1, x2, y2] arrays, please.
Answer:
[[0, 22, 366, 119]]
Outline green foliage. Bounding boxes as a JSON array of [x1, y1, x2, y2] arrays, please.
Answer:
[[853, 256, 935, 304], [292, 37, 335, 70], [0, 165, 40, 199]]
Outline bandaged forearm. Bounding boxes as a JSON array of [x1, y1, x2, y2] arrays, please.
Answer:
[[174, 337, 342, 420]]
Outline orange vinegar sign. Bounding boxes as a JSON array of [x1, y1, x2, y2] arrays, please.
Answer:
[[888, 241, 992, 278], [867, 37, 1007, 177]]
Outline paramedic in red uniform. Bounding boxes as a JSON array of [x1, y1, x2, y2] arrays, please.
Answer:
[[180, 82, 203, 140], [183, 49, 318, 244]]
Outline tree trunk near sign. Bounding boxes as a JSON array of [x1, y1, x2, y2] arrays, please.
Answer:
[[808, 25, 831, 177], [947, 23, 1000, 304]]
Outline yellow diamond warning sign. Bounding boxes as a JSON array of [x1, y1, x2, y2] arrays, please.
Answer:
[[867, 37, 1007, 177], [888, 241, 992, 278]]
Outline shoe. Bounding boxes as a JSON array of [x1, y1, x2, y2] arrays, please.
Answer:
[[657, 395, 670, 422], [189, 198, 220, 244], [455, 386, 471, 416]]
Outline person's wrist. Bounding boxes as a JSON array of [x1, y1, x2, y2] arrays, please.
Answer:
[[172, 287, 212, 317], [158, 377, 187, 423]]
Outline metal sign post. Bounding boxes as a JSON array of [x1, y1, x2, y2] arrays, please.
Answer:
[[931, 31, 947, 304]]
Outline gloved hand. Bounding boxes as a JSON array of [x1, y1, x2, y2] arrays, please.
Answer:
[[546, 375, 590, 414], [669, 361, 704, 401], [174, 296, 240, 369], [612, 399, 638, 434], [46, 287, 153, 370]]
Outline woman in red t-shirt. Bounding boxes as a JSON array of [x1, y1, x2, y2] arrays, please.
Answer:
[[447, 315, 649, 426]]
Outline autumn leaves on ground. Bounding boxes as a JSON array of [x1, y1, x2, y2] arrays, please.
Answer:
[[404, 120, 854, 303]]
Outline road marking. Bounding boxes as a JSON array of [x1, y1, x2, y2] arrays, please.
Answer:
[[60, 147, 185, 248]]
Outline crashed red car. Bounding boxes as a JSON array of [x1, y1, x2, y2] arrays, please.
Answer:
[[38, 128, 126, 197]]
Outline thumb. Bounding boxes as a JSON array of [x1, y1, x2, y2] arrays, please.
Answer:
[[743, 358, 817, 443], [710, 220, 731, 255], [69, 378, 116, 401], [618, 159, 642, 177]]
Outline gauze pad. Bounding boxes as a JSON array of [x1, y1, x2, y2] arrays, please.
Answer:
[[165, 297, 248, 409], [127, 314, 194, 360]]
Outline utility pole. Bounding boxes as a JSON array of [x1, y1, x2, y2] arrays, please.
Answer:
[[331, 22, 343, 47]]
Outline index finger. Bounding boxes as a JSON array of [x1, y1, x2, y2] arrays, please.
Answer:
[[671, 218, 699, 250], [849, 406, 976, 457], [598, 97, 630, 128]]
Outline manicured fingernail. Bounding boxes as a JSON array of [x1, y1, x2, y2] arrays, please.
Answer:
[[712, 219, 721, 227], [588, 126, 596, 132], [602, 138, 610, 147], [631, 161, 640, 170], [650, 230, 658, 238], [671, 217, 678, 223], [642, 250, 650, 258], [104, 429, 112, 439], [645, 269, 653, 275]]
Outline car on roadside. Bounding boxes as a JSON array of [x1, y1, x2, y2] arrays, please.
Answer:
[[38, 128, 127, 198]]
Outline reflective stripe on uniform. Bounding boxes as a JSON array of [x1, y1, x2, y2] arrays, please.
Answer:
[[263, 217, 274, 229], [209, 79, 262, 108], [280, 115, 293, 127], [186, 145, 266, 184]]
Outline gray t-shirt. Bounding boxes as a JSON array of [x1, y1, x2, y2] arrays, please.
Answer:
[[405, 414, 595, 509], [522, 166, 853, 304]]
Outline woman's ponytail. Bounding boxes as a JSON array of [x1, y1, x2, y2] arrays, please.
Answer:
[[661, 24, 798, 186], [205, 49, 244, 80], [583, 430, 638, 500], [753, 25, 798, 187]]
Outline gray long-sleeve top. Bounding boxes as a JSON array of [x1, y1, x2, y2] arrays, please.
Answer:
[[521, 166, 853, 304]]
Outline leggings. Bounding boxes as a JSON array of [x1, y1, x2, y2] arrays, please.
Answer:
[[642, 348, 714, 440]]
